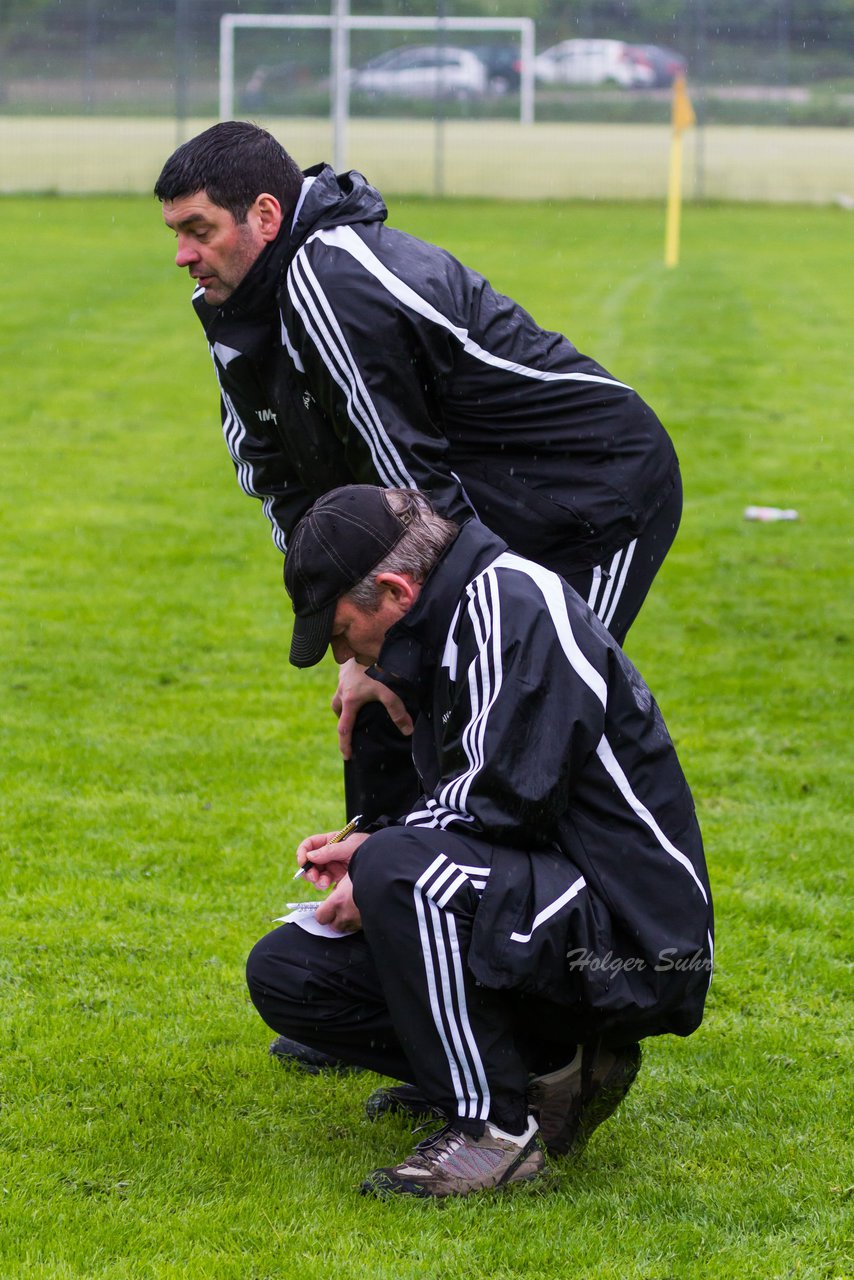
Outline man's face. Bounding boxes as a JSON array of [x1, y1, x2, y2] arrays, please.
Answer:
[[162, 192, 267, 306], [330, 592, 410, 668]]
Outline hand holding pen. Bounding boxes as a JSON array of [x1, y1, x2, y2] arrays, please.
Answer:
[[293, 814, 364, 881]]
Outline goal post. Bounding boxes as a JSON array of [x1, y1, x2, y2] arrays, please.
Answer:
[[220, 10, 537, 171]]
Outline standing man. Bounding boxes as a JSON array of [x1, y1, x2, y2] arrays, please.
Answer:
[[246, 486, 713, 1200], [155, 121, 683, 824]]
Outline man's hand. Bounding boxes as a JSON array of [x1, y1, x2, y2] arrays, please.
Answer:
[[331, 658, 413, 761], [295, 830, 370, 890], [314, 873, 361, 933]]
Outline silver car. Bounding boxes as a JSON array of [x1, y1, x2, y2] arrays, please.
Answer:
[[350, 45, 489, 100]]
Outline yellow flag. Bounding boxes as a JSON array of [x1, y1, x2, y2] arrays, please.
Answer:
[[671, 73, 696, 132], [665, 74, 694, 266]]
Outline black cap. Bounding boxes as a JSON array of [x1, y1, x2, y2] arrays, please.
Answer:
[[284, 486, 412, 668]]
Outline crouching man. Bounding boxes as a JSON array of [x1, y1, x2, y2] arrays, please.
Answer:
[[246, 485, 713, 1200]]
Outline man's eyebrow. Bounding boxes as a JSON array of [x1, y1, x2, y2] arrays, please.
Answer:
[[165, 213, 211, 231]]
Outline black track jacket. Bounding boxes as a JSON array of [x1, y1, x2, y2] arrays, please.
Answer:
[[363, 521, 713, 1043], [194, 165, 680, 572]]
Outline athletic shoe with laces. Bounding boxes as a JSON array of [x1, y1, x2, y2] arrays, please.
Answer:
[[364, 1082, 445, 1123], [268, 1034, 362, 1075], [361, 1115, 544, 1199], [528, 1041, 641, 1157]]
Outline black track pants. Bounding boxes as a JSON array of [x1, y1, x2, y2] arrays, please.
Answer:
[[565, 471, 683, 647], [246, 826, 576, 1134]]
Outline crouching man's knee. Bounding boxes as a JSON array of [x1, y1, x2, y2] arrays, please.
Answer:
[[352, 825, 478, 925], [245, 925, 306, 1014]]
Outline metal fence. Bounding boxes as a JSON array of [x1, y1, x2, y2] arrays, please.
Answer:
[[2, 0, 853, 202]]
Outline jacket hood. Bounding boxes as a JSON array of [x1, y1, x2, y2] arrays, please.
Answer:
[[292, 164, 388, 246]]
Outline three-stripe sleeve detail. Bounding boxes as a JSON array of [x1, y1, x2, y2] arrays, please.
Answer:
[[286, 246, 416, 489], [404, 569, 503, 830]]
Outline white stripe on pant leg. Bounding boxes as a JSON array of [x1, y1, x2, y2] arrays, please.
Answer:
[[432, 903, 491, 1121], [596, 548, 623, 620], [603, 537, 637, 631], [422, 857, 489, 1118], [412, 863, 489, 1120], [587, 565, 603, 610], [412, 884, 469, 1114]]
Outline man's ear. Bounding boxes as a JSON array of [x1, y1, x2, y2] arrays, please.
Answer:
[[254, 193, 283, 242], [375, 573, 421, 611]]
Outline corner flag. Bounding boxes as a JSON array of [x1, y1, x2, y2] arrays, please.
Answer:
[[665, 74, 696, 267], [672, 73, 696, 132]]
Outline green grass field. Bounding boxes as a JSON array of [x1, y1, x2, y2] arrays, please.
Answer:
[[1, 196, 851, 1279]]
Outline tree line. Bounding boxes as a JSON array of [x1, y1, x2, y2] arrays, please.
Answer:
[[2, 0, 852, 57]]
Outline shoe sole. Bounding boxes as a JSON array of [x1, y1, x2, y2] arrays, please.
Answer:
[[360, 1148, 545, 1199]]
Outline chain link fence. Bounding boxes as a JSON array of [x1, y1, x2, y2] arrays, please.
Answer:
[[2, 0, 853, 201]]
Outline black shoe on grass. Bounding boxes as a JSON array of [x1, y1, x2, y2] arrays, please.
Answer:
[[268, 1034, 362, 1075], [529, 1041, 641, 1157], [364, 1082, 446, 1123]]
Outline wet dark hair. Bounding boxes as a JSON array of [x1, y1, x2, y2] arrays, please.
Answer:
[[154, 121, 304, 223]]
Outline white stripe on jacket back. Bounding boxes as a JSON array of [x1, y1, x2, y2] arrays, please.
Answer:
[[491, 552, 608, 708], [485, 553, 705, 904], [310, 224, 632, 391], [595, 734, 709, 905]]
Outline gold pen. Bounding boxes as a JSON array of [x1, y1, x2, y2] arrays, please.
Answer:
[[292, 814, 363, 879]]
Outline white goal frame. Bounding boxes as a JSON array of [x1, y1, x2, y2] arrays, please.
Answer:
[[220, 10, 536, 171]]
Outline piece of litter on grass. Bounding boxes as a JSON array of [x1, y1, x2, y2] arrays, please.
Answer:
[[744, 505, 799, 522]]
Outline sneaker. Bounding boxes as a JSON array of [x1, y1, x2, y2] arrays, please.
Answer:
[[268, 1034, 362, 1075], [361, 1116, 544, 1199], [529, 1041, 641, 1157], [364, 1082, 446, 1123]]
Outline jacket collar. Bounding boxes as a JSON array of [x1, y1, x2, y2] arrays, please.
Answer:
[[370, 521, 508, 699]]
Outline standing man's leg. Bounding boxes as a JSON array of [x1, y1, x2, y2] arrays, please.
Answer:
[[343, 700, 421, 824], [566, 471, 683, 645]]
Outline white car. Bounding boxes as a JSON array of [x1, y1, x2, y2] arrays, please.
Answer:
[[534, 39, 655, 89], [350, 45, 488, 100]]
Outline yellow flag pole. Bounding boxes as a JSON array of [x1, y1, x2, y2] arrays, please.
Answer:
[[664, 74, 695, 269], [664, 132, 684, 268]]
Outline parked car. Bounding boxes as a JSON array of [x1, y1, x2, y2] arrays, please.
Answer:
[[534, 39, 654, 89], [349, 44, 488, 101], [470, 44, 522, 95], [629, 44, 688, 88]]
